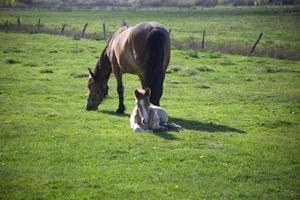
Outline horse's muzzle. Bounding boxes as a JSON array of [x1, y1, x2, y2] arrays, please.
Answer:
[[86, 104, 98, 111]]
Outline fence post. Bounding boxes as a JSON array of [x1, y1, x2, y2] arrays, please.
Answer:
[[103, 23, 106, 40], [201, 30, 206, 50], [250, 32, 263, 54], [38, 18, 41, 31], [81, 23, 88, 38], [121, 20, 127, 26], [61, 24, 66, 35], [17, 16, 20, 27]]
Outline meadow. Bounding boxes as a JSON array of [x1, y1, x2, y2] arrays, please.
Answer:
[[0, 7, 300, 199], [1, 7, 300, 53]]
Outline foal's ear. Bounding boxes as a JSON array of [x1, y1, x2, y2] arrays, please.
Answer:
[[145, 88, 151, 97], [134, 89, 142, 99]]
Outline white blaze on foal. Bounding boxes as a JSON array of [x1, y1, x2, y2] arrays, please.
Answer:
[[139, 99, 148, 124], [130, 88, 182, 132]]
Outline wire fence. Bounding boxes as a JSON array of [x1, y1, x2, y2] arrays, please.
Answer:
[[1, 18, 299, 61]]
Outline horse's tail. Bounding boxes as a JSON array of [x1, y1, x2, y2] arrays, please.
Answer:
[[146, 28, 169, 106]]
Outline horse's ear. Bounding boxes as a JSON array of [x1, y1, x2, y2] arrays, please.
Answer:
[[145, 88, 151, 97], [134, 89, 141, 99], [88, 68, 96, 80]]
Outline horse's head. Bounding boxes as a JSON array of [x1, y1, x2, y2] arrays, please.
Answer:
[[134, 88, 151, 124], [86, 68, 108, 111]]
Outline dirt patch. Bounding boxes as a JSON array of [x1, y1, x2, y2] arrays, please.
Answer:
[[5, 58, 20, 64], [40, 69, 54, 73]]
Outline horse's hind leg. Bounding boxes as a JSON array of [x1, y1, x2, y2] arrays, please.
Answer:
[[116, 75, 125, 114], [141, 75, 164, 106], [148, 77, 164, 106], [139, 76, 147, 89]]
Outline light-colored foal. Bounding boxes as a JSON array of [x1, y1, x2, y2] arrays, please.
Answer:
[[130, 88, 181, 132]]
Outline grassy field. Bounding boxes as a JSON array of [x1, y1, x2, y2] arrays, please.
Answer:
[[1, 7, 300, 53], [1, 7, 300, 199]]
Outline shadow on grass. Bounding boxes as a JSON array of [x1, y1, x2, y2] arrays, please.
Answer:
[[101, 110, 179, 140], [153, 131, 180, 140], [100, 110, 245, 139], [101, 110, 130, 118], [169, 117, 246, 134]]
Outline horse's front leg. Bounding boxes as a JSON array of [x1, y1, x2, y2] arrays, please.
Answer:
[[116, 75, 125, 114]]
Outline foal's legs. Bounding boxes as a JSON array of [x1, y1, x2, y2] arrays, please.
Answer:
[[149, 110, 167, 132], [133, 123, 143, 132]]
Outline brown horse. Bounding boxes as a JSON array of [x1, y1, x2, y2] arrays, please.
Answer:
[[86, 22, 170, 113]]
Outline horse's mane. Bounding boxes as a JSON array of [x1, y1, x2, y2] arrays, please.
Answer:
[[93, 24, 130, 81], [94, 44, 112, 82]]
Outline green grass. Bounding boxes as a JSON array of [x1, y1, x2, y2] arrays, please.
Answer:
[[0, 8, 300, 199], [0, 6, 300, 52]]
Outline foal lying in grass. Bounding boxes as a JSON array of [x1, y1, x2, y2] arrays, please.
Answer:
[[130, 88, 182, 132]]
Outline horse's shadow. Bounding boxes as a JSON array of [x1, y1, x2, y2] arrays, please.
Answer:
[[101, 110, 246, 140], [169, 117, 246, 134], [153, 131, 180, 140], [101, 110, 180, 140], [101, 110, 130, 117], [153, 117, 246, 140]]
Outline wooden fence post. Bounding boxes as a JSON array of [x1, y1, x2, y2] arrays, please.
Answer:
[[201, 30, 206, 50], [81, 23, 88, 38], [37, 18, 41, 31], [103, 23, 106, 40], [61, 24, 66, 35], [121, 20, 127, 26], [250, 32, 263, 54], [17, 16, 20, 27]]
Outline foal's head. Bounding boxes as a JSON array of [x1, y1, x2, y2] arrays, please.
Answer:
[[134, 88, 151, 124], [86, 68, 108, 111]]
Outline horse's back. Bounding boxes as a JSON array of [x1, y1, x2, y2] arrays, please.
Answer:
[[131, 22, 170, 70], [108, 22, 170, 75]]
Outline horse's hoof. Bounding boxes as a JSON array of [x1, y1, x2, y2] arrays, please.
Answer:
[[116, 106, 125, 114]]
